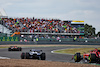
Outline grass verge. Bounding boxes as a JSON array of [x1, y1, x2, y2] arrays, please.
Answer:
[[0, 47, 9, 48], [54, 48, 100, 55], [0, 45, 96, 49]]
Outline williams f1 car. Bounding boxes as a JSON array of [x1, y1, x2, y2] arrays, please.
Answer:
[[8, 46, 22, 51], [21, 49, 46, 60], [72, 48, 100, 63]]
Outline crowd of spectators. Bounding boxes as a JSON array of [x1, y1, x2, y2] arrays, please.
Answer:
[[0, 17, 79, 33]]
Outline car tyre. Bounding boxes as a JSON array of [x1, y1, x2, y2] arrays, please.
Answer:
[[8, 48, 11, 51], [19, 48, 22, 51], [26, 52, 29, 59], [89, 54, 96, 63], [21, 52, 25, 59], [74, 53, 81, 62], [41, 53, 46, 60]]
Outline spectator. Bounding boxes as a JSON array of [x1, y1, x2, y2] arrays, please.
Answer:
[[1, 17, 80, 34]]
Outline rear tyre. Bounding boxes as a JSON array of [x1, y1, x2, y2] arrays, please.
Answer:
[[8, 48, 11, 51], [89, 54, 96, 63], [21, 53, 25, 59], [26, 52, 29, 59], [19, 48, 22, 51], [41, 53, 46, 60], [74, 53, 81, 62]]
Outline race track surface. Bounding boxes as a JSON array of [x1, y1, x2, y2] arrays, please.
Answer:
[[0, 46, 75, 62]]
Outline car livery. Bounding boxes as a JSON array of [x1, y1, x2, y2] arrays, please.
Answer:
[[8, 46, 22, 51], [72, 48, 100, 63], [21, 49, 46, 60]]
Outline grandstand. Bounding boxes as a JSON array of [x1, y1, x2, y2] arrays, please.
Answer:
[[0, 17, 84, 35], [0, 9, 84, 36], [1, 17, 85, 40], [1, 9, 99, 43], [0, 15, 85, 41]]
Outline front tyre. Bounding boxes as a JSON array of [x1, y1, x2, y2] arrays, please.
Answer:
[[74, 53, 81, 62]]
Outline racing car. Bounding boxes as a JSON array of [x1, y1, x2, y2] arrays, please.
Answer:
[[8, 46, 22, 51], [72, 48, 100, 63], [21, 49, 46, 60]]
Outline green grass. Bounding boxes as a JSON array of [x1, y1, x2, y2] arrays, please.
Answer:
[[54, 48, 100, 55], [0, 47, 9, 48]]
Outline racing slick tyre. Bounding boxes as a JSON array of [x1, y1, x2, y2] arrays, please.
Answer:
[[19, 48, 22, 51], [41, 53, 46, 60], [89, 54, 96, 63], [26, 52, 29, 59], [8, 48, 11, 51], [74, 53, 81, 62], [17, 47, 21, 51], [21, 53, 25, 59]]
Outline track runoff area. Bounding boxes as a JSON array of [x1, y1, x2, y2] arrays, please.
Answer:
[[0, 44, 100, 66]]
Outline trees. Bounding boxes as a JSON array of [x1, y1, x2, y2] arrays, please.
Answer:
[[84, 24, 96, 37]]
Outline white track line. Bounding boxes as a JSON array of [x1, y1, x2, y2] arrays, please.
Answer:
[[0, 56, 10, 59]]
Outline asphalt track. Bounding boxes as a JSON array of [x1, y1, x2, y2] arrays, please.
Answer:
[[1, 46, 100, 64], [0, 46, 79, 62]]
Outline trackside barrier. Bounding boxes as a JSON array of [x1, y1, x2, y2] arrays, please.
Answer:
[[38, 38, 100, 43], [0, 37, 19, 41], [0, 37, 100, 43]]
